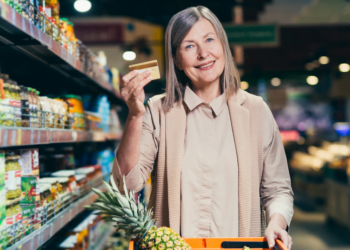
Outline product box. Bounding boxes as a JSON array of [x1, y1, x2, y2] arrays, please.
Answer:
[[19, 149, 39, 176], [22, 202, 41, 235], [20, 176, 40, 205]]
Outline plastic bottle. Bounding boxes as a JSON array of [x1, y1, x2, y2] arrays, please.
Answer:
[[0, 83, 12, 126], [27, 87, 34, 127], [14, 86, 22, 127], [35, 90, 42, 128], [31, 88, 38, 127], [19, 86, 29, 127]]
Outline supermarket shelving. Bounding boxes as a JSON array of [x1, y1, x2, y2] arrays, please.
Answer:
[[0, 1, 122, 104], [6, 184, 107, 250], [87, 223, 115, 250], [0, 127, 122, 147]]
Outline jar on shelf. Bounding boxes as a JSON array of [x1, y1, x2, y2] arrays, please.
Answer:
[[13, 85, 22, 128], [5, 156, 21, 201], [19, 85, 30, 127], [1, 83, 14, 127]]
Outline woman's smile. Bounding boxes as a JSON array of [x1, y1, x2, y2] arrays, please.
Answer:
[[195, 60, 216, 70]]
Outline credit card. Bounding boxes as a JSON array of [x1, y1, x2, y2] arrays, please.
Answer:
[[129, 60, 160, 80]]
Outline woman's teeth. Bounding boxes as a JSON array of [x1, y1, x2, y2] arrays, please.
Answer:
[[198, 61, 214, 68]]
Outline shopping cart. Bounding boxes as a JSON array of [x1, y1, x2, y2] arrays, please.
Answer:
[[129, 237, 287, 250]]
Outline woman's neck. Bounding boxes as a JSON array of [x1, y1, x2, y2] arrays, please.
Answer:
[[190, 81, 221, 103]]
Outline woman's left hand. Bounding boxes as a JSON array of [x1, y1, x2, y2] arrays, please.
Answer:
[[265, 213, 293, 250]]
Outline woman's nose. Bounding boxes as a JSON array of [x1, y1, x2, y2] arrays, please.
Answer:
[[198, 46, 209, 59]]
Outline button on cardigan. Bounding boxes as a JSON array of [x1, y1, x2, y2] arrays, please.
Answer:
[[112, 89, 294, 237]]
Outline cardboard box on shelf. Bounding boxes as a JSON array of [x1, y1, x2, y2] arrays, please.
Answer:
[[19, 149, 39, 176], [20, 176, 40, 205]]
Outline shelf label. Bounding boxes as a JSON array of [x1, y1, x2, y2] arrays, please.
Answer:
[[11, 129, 16, 146], [72, 131, 77, 141], [67, 53, 73, 65], [29, 23, 33, 37], [21, 16, 26, 32], [17, 129, 21, 145], [11, 8, 15, 25]]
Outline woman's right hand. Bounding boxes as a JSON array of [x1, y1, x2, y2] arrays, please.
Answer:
[[120, 69, 152, 117]]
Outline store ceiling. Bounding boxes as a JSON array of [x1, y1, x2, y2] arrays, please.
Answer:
[[60, 0, 271, 26]]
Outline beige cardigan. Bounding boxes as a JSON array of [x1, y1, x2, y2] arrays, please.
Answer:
[[114, 89, 282, 237]]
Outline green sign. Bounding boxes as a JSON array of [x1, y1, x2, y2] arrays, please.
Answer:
[[223, 24, 279, 46]]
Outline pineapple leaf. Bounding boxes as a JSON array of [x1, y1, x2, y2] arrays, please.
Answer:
[[115, 192, 131, 209], [122, 207, 134, 217], [112, 217, 127, 223]]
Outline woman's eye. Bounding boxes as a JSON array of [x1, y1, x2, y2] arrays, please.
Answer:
[[186, 45, 193, 49], [207, 38, 213, 42]]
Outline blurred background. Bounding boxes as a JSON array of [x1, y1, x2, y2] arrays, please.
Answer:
[[1, 0, 350, 249]]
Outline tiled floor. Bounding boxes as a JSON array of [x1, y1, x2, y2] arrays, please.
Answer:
[[289, 208, 350, 250]]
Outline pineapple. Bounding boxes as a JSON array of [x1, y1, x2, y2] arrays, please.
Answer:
[[85, 177, 191, 250]]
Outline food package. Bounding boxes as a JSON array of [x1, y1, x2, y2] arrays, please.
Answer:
[[5, 152, 21, 201], [21, 202, 41, 235], [20, 176, 40, 205], [19, 149, 39, 176]]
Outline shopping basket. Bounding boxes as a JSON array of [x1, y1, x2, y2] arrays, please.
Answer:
[[129, 237, 287, 250]]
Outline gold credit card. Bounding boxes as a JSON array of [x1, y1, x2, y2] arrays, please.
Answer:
[[129, 60, 160, 80]]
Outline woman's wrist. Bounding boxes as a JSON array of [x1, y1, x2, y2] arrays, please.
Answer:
[[268, 213, 288, 230]]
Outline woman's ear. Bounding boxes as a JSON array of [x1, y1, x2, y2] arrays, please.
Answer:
[[174, 57, 183, 71]]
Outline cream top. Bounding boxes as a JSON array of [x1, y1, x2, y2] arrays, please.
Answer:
[[118, 86, 294, 237]]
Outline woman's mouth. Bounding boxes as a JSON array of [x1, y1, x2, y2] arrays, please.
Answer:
[[195, 61, 215, 70]]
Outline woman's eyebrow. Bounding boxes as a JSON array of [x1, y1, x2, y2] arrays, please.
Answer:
[[182, 32, 216, 43], [203, 32, 215, 37]]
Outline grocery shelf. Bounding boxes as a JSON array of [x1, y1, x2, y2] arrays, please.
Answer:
[[0, 2, 122, 104], [0, 127, 122, 147], [6, 184, 106, 250], [88, 223, 114, 250]]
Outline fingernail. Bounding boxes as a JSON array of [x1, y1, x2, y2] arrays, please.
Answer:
[[147, 76, 152, 81], [269, 244, 274, 248], [135, 70, 139, 74]]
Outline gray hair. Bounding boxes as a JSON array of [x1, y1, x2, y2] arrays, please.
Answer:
[[163, 6, 240, 112]]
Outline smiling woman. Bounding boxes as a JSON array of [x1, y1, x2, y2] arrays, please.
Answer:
[[163, 6, 240, 111], [113, 6, 294, 250]]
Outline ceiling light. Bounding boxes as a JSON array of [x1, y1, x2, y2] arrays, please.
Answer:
[[319, 56, 329, 65], [339, 63, 350, 73], [74, 0, 91, 12], [123, 51, 136, 61], [306, 76, 318, 85], [241, 81, 249, 90], [271, 77, 281, 87], [305, 63, 314, 71]]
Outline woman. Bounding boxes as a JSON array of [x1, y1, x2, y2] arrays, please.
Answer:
[[112, 6, 294, 250]]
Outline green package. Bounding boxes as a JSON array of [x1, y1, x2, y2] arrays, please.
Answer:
[[21, 204, 35, 235], [20, 177, 40, 205]]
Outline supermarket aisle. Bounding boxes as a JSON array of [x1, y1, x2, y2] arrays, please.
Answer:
[[289, 208, 350, 250]]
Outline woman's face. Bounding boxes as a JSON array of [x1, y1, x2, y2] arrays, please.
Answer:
[[176, 18, 225, 88]]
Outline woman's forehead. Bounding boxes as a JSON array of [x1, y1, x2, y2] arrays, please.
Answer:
[[182, 19, 217, 41]]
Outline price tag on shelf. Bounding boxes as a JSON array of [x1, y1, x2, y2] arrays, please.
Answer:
[[11, 8, 15, 25], [67, 53, 73, 65], [21, 16, 26, 32], [72, 131, 77, 141], [17, 129, 21, 145], [29, 23, 34, 37], [2, 130, 8, 146], [11, 129, 16, 146]]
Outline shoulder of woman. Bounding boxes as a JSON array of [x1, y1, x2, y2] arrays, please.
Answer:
[[147, 93, 166, 110]]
